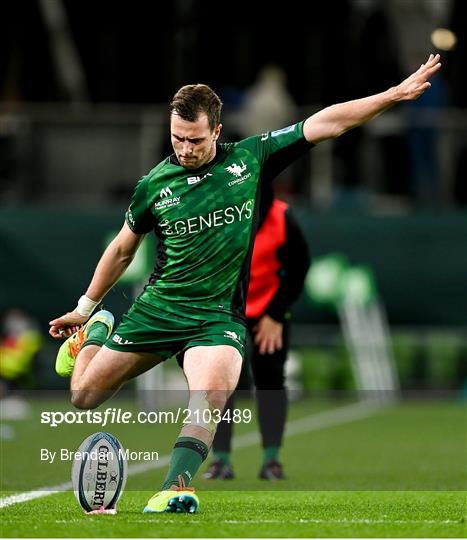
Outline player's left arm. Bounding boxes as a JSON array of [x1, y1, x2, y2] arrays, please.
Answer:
[[303, 53, 441, 144]]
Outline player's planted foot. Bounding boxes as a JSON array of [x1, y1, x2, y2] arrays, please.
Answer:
[[259, 460, 286, 480], [143, 475, 199, 513], [55, 310, 114, 377], [202, 460, 234, 480]]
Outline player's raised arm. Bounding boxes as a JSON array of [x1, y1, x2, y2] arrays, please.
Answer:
[[303, 53, 442, 145], [49, 222, 145, 338]]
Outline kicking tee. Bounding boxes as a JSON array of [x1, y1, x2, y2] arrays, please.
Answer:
[[126, 121, 313, 321]]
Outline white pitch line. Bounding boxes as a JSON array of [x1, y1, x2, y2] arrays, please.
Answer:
[[232, 400, 381, 449], [0, 457, 172, 510], [0, 400, 381, 509], [0, 483, 72, 509]]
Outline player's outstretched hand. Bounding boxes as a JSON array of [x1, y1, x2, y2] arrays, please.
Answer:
[[395, 53, 441, 101], [49, 310, 88, 339]]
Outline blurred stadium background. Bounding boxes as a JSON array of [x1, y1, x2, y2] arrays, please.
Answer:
[[0, 1, 466, 524]]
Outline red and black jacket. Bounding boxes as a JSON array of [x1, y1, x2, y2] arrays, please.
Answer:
[[246, 198, 310, 322]]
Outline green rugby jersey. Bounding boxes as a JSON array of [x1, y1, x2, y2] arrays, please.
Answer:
[[125, 121, 313, 320]]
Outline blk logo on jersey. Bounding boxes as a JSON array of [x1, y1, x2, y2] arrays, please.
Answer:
[[112, 334, 134, 345], [187, 173, 212, 185]]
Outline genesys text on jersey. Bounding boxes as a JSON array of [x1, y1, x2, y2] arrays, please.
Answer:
[[159, 199, 254, 237]]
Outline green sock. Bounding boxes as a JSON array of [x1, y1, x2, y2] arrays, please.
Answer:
[[214, 451, 231, 465], [263, 446, 280, 463], [83, 322, 108, 347], [161, 436, 209, 490]]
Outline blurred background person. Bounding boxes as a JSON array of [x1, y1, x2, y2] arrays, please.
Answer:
[[236, 64, 298, 137], [0, 308, 42, 439], [203, 186, 310, 480], [234, 64, 301, 198], [0, 307, 42, 396]]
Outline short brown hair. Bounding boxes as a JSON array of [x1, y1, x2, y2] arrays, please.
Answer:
[[170, 84, 223, 131]]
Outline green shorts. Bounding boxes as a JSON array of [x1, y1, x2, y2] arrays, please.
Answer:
[[105, 295, 246, 366]]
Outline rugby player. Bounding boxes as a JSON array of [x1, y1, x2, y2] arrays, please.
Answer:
[[49, 53, 441, 513]]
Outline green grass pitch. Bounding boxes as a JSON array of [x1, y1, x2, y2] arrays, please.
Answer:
[[2, 490, 465, 538], [1, 398, 466, 537]]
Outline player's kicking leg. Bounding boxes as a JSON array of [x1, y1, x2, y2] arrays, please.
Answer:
[[70, 345, 162, 410], [54, 309, 162, 409], [143, 344, 242, 514]]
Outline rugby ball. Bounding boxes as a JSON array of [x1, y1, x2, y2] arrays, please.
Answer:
[[71, 432, 127, 512]]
